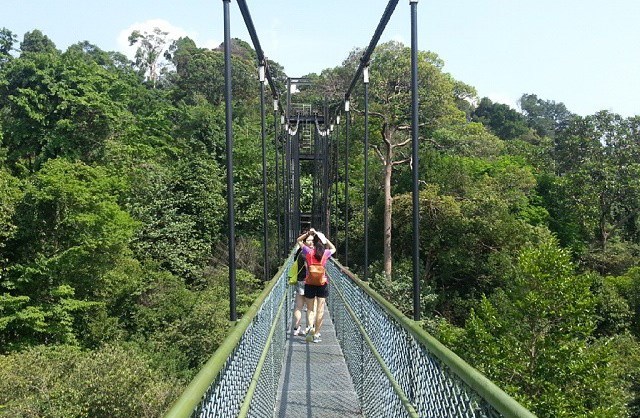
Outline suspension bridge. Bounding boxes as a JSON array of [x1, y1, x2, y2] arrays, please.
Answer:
[[165, 1, 535, 417]]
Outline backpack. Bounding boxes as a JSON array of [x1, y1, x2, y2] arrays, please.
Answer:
[[305, 251, 328, 286], [288, 261, 298, 285], [288, 250, 305, 285]]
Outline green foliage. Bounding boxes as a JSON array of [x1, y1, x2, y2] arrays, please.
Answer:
[[360, 41, 465, 135], [543, 112, 640, 273], [607, 334, 640, 417], [0, 28, 17, 64], [0, 169, 22, 267], [166, 36, 258, 107], [126, 157, 224, 283], [431, 122, 505, 159], [128, 27, 170, 88], [472, 97, 531, 140], [439, 239, 628, 417], [19, 30, 57, 55], [519, 93, 574, 139], [1, 159, 136, 349], [130, 266, 260, 378], [0, 43, 131, 171], [392, 152, 549, 321], [369, 258, 437, 317], [608, 267, 640, 337], [593, 274, 633, 336], [131, 270, 220, 376], [0, 343, 180, 417]]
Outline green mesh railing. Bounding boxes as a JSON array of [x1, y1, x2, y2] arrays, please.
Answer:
[[165, 249, 535, 418], [326, 259, 535, 418], [164, 249, 296, 418]]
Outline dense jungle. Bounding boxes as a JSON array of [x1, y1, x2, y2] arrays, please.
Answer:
[[0, 27, 639, 417]]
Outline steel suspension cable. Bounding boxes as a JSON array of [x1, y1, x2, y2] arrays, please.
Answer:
[[284, 79, 292, 248], [344, 0, 400, 101], [236, 0, 281, 110], [280, 116, 287, 257], [334, 117, 339, 250]]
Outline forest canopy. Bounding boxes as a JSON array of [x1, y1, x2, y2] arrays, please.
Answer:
[[0, 26, 639, 417]]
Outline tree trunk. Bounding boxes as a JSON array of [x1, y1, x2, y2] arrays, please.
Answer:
[[383, 158, 393, 280], [599, 194, 608, 251]]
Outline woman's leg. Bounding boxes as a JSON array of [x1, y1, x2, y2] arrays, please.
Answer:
[[293, 293, 304, 330], [305, 297, 315, 331], [314, 297, 326, 335]]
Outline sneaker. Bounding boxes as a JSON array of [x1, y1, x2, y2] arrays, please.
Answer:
[[293, 326, 301, 336], [313, 334, 322, 343], [302, 326, 312, 336]]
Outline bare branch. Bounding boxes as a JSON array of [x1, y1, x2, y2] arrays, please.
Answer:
[[352, 108, 386, 120], [371, 144, 386, 163], [392, 157, 411, 166], [397, 123, 427, 131], [420, 136, 443, 149], [396, 138, 411, 147], [381, 123, 392, 149]]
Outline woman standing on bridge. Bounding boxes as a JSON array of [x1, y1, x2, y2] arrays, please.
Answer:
[[296, 228, 336, 343], [291, 231, 315, 336]]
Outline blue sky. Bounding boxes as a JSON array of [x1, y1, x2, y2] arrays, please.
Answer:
[[6, 0, 640, 117]]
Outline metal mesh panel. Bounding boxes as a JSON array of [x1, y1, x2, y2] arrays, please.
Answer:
[[326, 261, 503, 418], [247, 287, 289, 418], [193, 255, 295, 418]]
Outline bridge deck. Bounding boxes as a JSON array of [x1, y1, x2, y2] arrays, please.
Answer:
[[275, 307, 362, 417]]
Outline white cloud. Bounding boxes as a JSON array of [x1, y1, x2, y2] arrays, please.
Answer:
[[203, 38, 221, 50], [390, 33, 406, 45], [116, 19, 197, 59], [485, 91, 519, 111]]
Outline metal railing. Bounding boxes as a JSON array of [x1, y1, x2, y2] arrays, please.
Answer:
[[326, 259, 535, 418], [164, 250, 296, 418], [165, 250, 535, 418]]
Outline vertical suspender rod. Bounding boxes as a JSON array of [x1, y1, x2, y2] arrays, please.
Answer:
[[222, 0, 236, 321]]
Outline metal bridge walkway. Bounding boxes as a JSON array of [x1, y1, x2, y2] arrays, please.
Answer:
[[164, 252, 535, 418], [276, 309, 362, 417]]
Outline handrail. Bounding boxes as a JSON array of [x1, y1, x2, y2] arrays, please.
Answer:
[[165, 251, 534, 418], [332, 277, 419, 417], [237, 286, 289, 418], [330, 259, 536, 418], [164, 248, 296, 418]]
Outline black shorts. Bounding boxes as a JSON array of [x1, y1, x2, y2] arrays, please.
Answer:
[[304, 283, 328, 299]]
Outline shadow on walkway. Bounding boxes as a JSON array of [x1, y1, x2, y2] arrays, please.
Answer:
[[275, 309, 362, 418]]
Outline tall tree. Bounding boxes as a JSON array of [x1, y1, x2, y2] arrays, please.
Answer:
[[19, 29, 57, 55], [472, 97, 530, 140], [1, 159, 137, 349], [553, 112, 640, 262], [0, 27, 17, 64], [519, 93, 574, 139], [0, 169, 22, 272], [354, 41, 466, 278], [0, 43, 128, 172], [128, 27, 170, 88]]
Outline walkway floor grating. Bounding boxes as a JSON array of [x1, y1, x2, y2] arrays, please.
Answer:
[[275, 309, 363, 418]]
